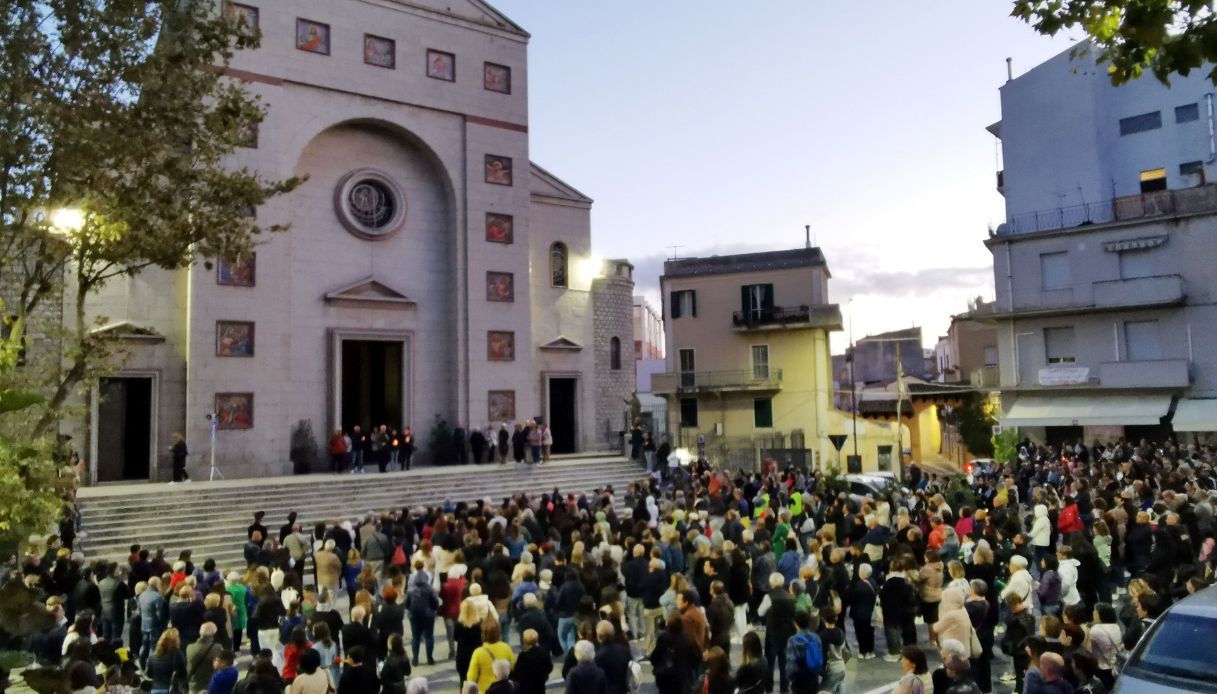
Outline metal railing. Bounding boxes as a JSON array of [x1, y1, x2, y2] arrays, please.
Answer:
[[732, 305, 811, 328], [652, 368, 783, 393], [998, 185, 1217, 235]]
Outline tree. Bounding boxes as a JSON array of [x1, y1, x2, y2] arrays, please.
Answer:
[[1012, 0, 1217, 84], [954, 393, 997, 458], [0, 1, 299, 435]]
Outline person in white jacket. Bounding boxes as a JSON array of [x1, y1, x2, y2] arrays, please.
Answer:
[[1030, 504, 1052, 566], [999, 555, 1036, 614], [1057, 546, 1081, 607]]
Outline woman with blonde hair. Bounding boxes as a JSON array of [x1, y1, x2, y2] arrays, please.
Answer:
[[454, 600, 484, 687], [145, 628, 187, 694]]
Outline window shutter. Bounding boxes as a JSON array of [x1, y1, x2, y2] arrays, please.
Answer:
[[741, 286, 751, 313], [762, 284, 775, 310], [690, 291, 697, 317], [670, 291, 682, 319]]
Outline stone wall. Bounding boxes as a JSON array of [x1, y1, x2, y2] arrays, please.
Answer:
[[592, 261, 636, 450]]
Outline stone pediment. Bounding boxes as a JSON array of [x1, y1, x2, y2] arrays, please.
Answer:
[[325, 277, 416, 310], [530, 163, 593, 206], [90, 321, 165, 343], [390, 0, 528, 36], [539, 336, 583, 351]]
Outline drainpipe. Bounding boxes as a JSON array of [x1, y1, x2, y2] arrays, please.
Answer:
[[1207, 94, 1216, 163]]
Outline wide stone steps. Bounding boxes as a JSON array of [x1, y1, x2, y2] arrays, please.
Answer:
[[77, 457, 645, 568]]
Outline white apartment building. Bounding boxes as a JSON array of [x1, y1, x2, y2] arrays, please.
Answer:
[[988, 44, 1217, 444]]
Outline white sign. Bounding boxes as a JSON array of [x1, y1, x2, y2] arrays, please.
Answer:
[[1038, 366, 1090, 386], [992, 425, 1002, 436]]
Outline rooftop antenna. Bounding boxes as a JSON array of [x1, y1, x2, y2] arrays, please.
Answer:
[[1006, 57, 1013, 82], [804, 224, 811, 249], [667, 245, 684, 260]]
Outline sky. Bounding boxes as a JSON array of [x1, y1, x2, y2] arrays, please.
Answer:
[[491, 0, 1082, 352]]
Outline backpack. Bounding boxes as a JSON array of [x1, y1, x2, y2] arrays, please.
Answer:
[[390, 544, 406, 567], [796, 632, 824, 674]]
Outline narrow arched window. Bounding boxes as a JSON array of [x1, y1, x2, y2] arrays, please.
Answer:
[[610, 336, 621, 370], [550, 242, 568, 288]]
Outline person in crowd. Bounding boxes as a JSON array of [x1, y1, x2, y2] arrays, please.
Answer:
[[338, 645, 379, 694], [468, 618, 515, 693], [146, 628, 187, 694], [290, 648, 334, 694]]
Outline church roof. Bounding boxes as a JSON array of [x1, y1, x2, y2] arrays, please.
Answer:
[[90, 321, 166, 343], [530, 162, 593, 206], [539, 336, 583, 351], [388, 0, 528, 38]]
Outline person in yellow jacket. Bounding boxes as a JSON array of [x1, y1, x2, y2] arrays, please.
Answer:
[[466, 618, 515, 692]]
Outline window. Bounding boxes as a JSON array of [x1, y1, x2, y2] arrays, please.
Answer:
[[1044, 327, 1076, 364], [751, 345, 770, 379], [1176, 103, 1200, 123], [753, 398, 773, 428], [1125, 320, 1162, 361], [1140, 168, 1167, 193], [679, 349, 695, 388], [1119, 249, 1155, 279], [741, 283, 774, 321], [1040, 252, 1070, 291], [609, 337, 621, 371], [1180, 160, 1206, 186], [983, 345, 999, 366], [550, 243, 568, 288], [670, 290, 696, 319], [679, 398, 698, 428], [1119, 111, 1162, 135]]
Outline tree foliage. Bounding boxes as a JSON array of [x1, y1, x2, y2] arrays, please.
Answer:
[[955, 392, 997, 458], [1012, 0, 1217, 84], [0, 0, 300, 434]]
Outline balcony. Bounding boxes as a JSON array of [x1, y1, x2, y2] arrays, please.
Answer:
[[731, 304, 843, 331], [969, 365, 1000, 388], [996, 185, 1217, 236], [651, 368, 783, 395], [1097, 359, 1190, 389], [1092, 274, 1184, 309]]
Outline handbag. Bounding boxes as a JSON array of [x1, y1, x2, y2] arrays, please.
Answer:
[[968, 624, 983, 658]]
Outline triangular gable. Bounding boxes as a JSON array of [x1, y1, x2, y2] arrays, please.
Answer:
[[389, 0, 528, 37], [325, 277, 417, 309], [91, 321, 165, 343], [539, 336, 583, 351], [530, 162, 593, 205]]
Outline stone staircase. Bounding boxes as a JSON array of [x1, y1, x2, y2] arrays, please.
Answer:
[[76, 456, 646, 570]]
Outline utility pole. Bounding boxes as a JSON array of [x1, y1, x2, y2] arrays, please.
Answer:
[[894, 341, 905, 484], [847, 300, 859, 462]]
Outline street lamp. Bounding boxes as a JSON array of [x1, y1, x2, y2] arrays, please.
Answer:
[[49, 207, 86, 236]]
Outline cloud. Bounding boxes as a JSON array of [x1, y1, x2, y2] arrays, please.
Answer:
[[831, 265, 993, 298]]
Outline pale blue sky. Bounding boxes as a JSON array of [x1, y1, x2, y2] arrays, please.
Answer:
[[492, 1, 1082, 351]]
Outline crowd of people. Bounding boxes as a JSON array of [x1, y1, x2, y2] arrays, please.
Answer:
[[325, 420, 556, 474], [6, 434, 1217, 694]]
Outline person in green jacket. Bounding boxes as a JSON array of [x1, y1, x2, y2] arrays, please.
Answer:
[[225, 572, 249, 652], [774, 510, 793, 562]]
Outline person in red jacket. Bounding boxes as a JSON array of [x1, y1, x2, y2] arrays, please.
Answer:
[[439, 566, 469, 657]]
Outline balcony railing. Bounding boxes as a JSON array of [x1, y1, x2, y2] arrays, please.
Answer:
[[651, 368, 783, 394], [732, 304, 843, 331], [998, 185, 1217, 235], [969, 365, 1000, 388], [1092, 274, 1184, 309], [1098, 359, 1190, 388]]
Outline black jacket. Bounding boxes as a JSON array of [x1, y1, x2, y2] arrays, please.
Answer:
[[595, 641, 633, 694], [511, 644, 553, 694], [565, 662, 608, 694], [765, 590, 797, 644]]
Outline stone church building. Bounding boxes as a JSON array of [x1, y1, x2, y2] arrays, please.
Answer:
[[72, 0, 636, 482]]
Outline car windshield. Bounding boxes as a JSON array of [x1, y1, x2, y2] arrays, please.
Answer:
[[1127, 612, 1217, 681]]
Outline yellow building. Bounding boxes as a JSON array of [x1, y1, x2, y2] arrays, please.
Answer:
[[651, 248, 904, 473]]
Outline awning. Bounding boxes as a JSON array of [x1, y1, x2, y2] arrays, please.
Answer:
[[1002, 394, 1172, 427], [1171, 398, 1217, 432]]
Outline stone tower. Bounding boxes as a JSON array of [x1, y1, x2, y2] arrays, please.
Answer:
[[592, 260, 636, 450]]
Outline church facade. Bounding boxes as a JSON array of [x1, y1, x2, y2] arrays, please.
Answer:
[[73, 0, 635, 482]]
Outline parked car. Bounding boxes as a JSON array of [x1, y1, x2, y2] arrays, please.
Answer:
[[844, 472, 898, 506], [1113, 585, 1217, 693]]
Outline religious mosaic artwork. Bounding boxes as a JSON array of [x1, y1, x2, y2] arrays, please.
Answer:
[[486, 272, 514, 302], [215, 393, 254, 429], [216, 321, 255, 357], [364, 35, 395, 68], [296, 18, 330, 55], [488, 390, 515, 422], [426, 49, 455, 81], [485, 213, 513, 244], [224, 2, 259, 29], [484, 62, 511, 93], [484, 154, 512, 185], [217, 254, 256, 287], [487, 331, 515, 361]]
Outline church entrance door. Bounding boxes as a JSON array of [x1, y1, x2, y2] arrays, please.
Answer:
[[548, 377, 577, 454], [341, 340, 404, 430], [96, 376, 153, 482]]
